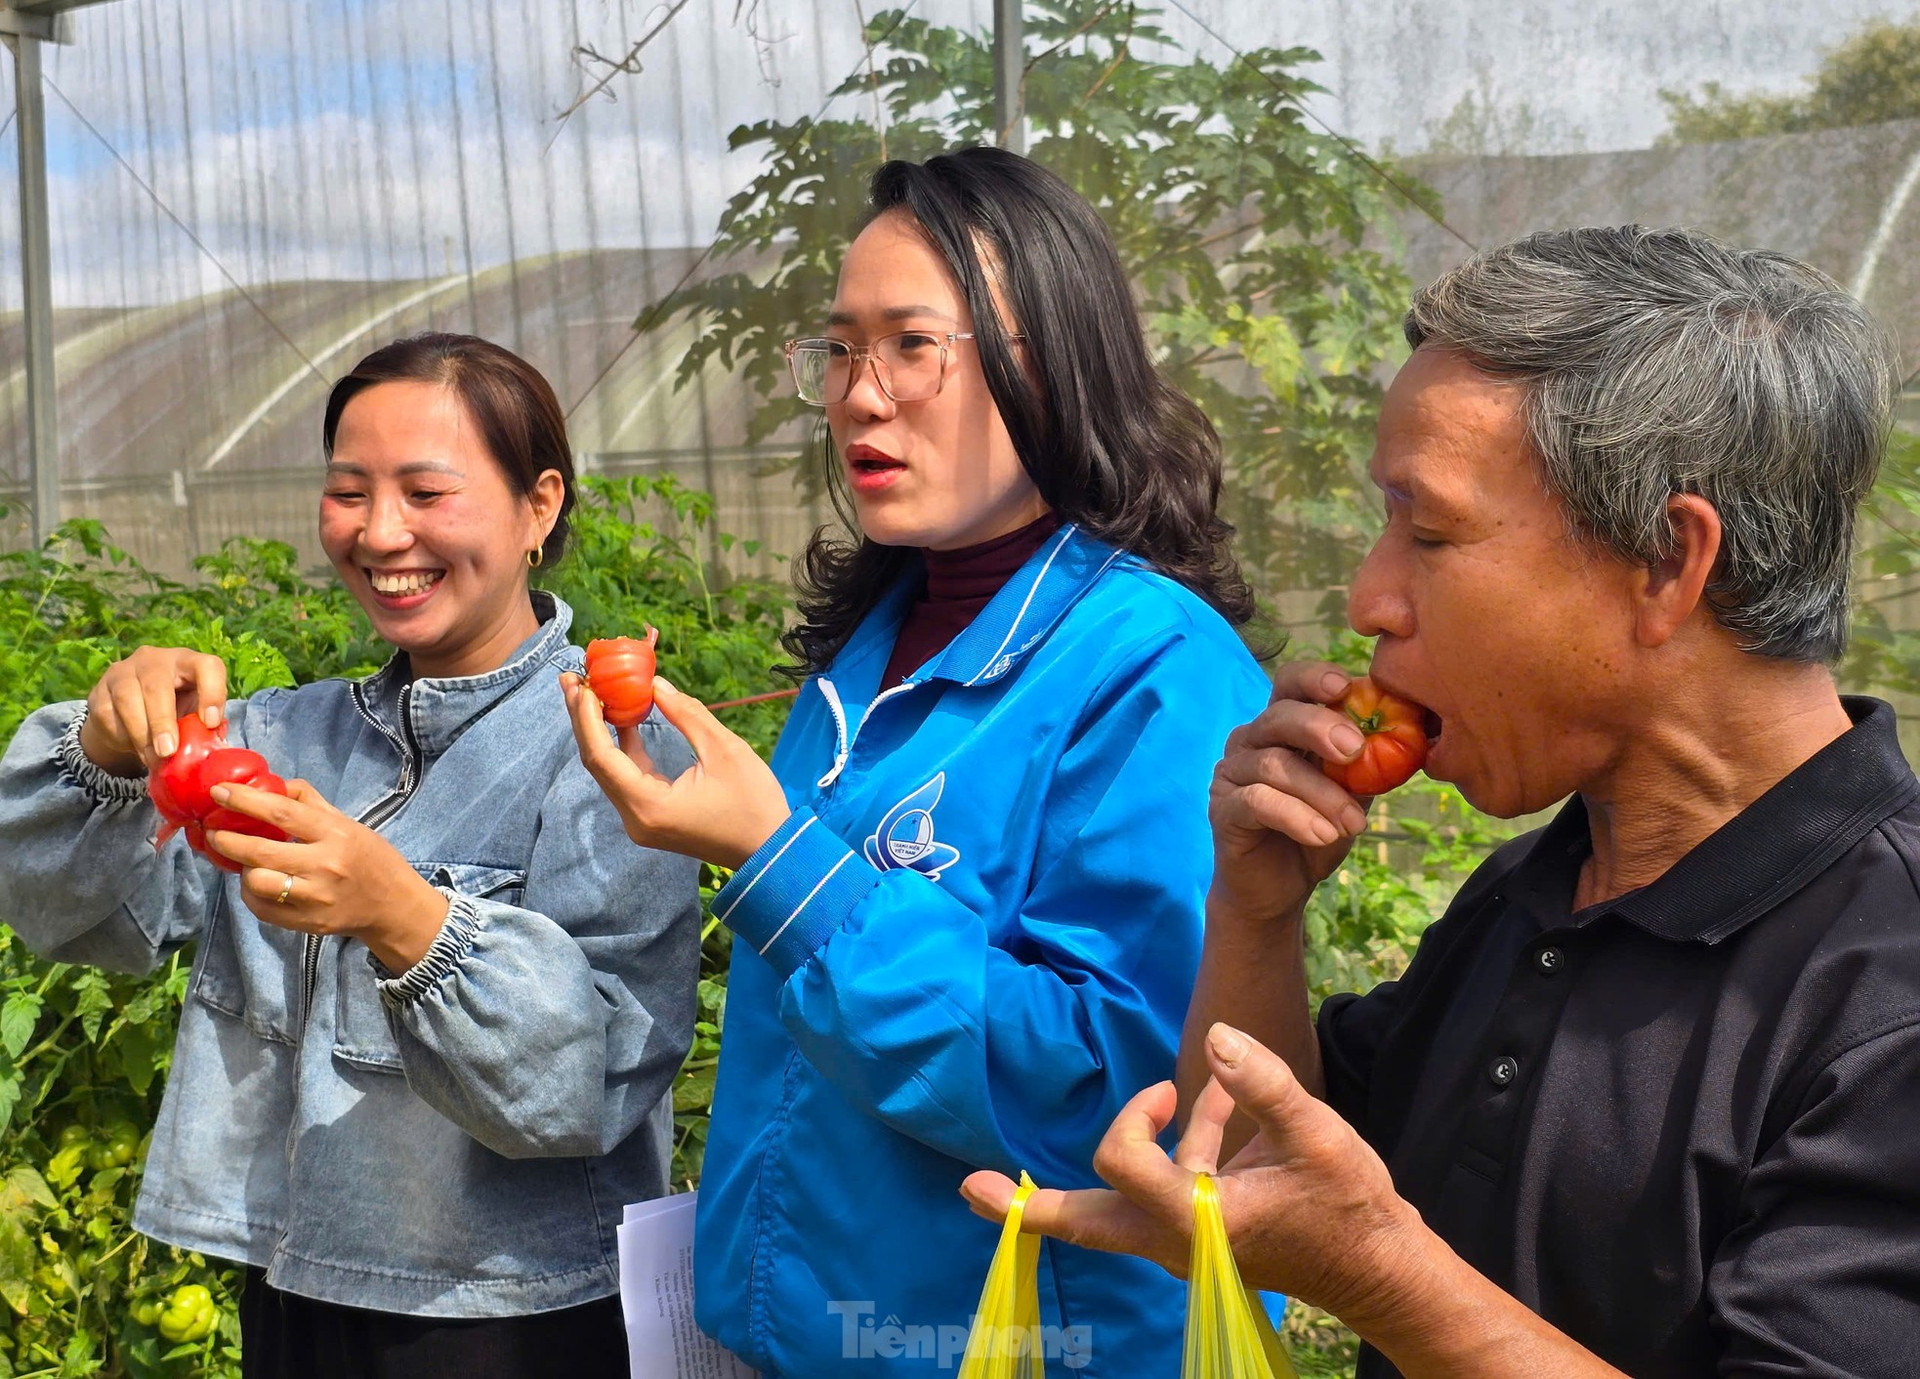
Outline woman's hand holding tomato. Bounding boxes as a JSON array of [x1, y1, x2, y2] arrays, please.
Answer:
[[561, 671, 791, 871], [201, 780, 450, 975], [78, 646, 230, 775], [1208, 663, 1430, 926], [147, 716, 293, 869]]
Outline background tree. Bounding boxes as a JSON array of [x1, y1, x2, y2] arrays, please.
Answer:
[[1660, 17, 1920, 143], [642, 0, 1430, 608]]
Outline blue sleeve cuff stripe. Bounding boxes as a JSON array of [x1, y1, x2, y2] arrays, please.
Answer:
[[715, 808, 880, 976], [714, 813, 816, 924]]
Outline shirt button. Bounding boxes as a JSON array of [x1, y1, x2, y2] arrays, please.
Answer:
[[1489, 1055, 1519, 1087], [1536, 946, 1565, 974]]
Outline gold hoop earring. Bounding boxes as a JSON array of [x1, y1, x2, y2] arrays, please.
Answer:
[[526, 547, 544, 569]]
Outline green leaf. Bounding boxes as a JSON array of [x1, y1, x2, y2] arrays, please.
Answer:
[[116, 1022, 160, 1098], [0, 1210, 32, 1318], [0, 1074, 22, 1138], [3, 1168, 57, 1214], [45, 1144, 86, 1192], [672, 1064, 717, 1115], [0, 993, 42, 1060], [69, 971, 112, 1044], [57, 1326, 97, 1377]]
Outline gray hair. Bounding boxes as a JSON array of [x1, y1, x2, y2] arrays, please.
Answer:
[[1405, 226, 1896, 663]]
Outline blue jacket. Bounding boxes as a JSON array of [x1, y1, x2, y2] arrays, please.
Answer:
[[0, 594, 703, 1315], [695, 524, 1272, 1378]]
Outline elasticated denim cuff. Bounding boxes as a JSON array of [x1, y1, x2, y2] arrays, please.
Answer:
[[373, 887, 480, 1008], [54, 709, 148, 805]]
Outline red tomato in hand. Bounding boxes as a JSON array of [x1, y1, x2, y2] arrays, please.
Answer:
[[148, 714, 224, 836], [200, 770, 290, 873], [585, 629, 660, 729], [145, 716, 290, 865], [1320, 677, 1431, 796]]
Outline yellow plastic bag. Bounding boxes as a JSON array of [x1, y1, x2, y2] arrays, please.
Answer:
[[958, 1171, 1046, 1379], [1183, 1172, 1300, 1379]]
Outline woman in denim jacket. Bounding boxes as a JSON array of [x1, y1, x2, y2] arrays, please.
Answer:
[[563, 148, 1274, 1377], [0, 335, 701, 1377]]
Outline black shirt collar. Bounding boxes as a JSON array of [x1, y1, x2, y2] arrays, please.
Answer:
[[1505, 697, 1917, 944]]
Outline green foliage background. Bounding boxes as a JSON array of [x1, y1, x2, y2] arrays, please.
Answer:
[[653, 0, 1423, 599], [1660, 16, 1920, 143]]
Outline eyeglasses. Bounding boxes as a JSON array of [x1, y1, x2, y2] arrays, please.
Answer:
[[782, 330, 1023, 407]]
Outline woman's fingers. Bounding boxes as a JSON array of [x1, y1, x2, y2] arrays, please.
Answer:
[[282, 778, 344, 817], [1089, 1082, 1202, 1233], [648, 677, 746, 766], [106, 674, 156, 765], [1228, 694, 1365, 768], [207, 781, 319, 834], [92, 649, 229, 764], [1213, 775, 1352, 850], [186, 654, 229, 729], [614, 721, 661, 775], [562, 675, 673, 811], [203, 828, 307, 875]]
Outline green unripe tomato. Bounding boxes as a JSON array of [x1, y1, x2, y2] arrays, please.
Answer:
[[157, 1283, 216, 1342]]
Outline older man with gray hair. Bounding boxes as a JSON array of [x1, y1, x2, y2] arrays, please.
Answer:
[[963, 226, 1920, 1376]]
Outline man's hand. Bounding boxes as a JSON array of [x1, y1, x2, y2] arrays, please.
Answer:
[[1180, 662, 1379, 1124], [1209, 662, 1374, 924], [963, 1024, 1630, 1379], [964, 1023, 1418, 1317]]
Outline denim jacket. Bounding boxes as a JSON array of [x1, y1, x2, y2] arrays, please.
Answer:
[[0, 593, 702, 1316]]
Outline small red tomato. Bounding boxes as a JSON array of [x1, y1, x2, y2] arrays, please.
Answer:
[[585, 629, 660, 729], [1320, 676, 1431, 796], [200, 769, 290, 872], [148, 714, 224, 836]]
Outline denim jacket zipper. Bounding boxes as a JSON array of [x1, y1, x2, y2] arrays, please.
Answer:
[[302, 681, 422, 1024]]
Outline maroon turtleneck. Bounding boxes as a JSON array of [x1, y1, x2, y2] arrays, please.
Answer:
[[879, 511, 1064, 691]]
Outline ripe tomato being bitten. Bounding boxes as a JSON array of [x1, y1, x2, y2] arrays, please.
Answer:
[[585, 628, 660, 729], [1320, 676, 1431, 796]]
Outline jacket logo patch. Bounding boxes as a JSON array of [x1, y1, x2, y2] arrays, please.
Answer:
[[863, 774, 962, 881]]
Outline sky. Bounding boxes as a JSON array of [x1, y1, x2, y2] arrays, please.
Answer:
[[0, 0, 1913, 306]]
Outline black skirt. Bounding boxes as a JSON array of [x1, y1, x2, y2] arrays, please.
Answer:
[[238, 1267, 629, 1379]]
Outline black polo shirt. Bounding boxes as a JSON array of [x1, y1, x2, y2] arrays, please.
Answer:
[[1317, 698, 1920, 1378]]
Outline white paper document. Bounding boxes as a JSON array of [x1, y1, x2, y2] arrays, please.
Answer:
[[618, 1192, 759, 1379]]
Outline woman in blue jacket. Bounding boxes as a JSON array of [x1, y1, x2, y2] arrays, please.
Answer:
[[565, 147, 1272, 1377]]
